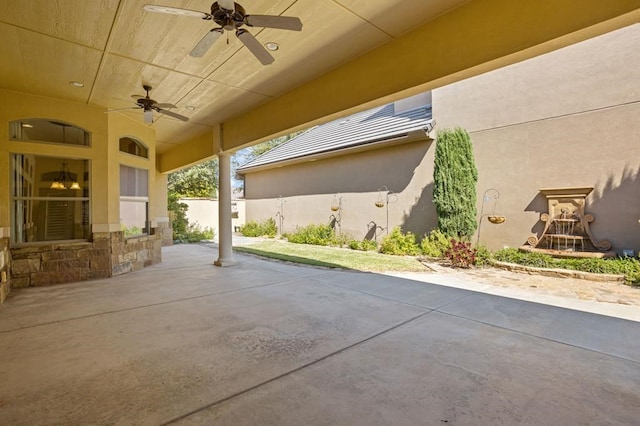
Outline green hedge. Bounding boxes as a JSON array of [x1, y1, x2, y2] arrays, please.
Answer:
[[494, 248, 640, 284]]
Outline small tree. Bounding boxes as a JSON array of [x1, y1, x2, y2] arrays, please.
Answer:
[[167, 192, 188, 240], [168, 159, 218, 198], [167, 159, 218, 241], [432, 127, 478, 239]]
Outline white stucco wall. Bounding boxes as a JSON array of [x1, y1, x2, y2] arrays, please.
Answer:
[[180, 198, 246, 236]]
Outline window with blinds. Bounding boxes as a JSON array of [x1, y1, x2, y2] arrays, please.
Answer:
[[120, 165, 149, 237]]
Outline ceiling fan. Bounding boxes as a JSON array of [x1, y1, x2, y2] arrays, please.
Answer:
[[109, 85, 189, 124], [143, 1, 303, 65]]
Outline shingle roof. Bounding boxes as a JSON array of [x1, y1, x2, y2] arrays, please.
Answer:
[[237, 102, 433, 172]]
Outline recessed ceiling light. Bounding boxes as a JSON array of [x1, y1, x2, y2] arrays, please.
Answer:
[[185, 105, 196, 111], [69, 81, 84, 88], [265, 42, 279, 51], [21, 123, 34, 128]]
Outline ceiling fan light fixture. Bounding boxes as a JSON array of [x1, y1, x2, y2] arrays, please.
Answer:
[[143, 109, 154, 124], [265, 42, 279, 51]]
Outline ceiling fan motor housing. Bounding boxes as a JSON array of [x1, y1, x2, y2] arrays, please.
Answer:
[[212, 2, 246, 30], [136, 85, 156, 107]]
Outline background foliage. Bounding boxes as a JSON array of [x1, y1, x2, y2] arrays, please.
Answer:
[[168, 159, 218, 198], [167, 159, 218, 241]]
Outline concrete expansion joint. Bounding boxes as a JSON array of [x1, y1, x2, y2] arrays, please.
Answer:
[[317, 279, 444, 311], [160, 310, 433, 425], [439, 310, 640, 365]]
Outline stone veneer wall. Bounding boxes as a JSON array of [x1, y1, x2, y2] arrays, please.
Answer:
[[110, 230, 162, 276], [9, 229, 162, 289], [0, 237, 10, 304], [158, 221, 173, 247]]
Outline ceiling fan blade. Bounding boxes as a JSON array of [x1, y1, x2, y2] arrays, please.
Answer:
[[218, 0, 235, 12], [155, 107, 189, 122], [245, 15, 302, 31], [142, 5, 211, 20], [236, 29, 274, 65], [131, 94, 145, 100], [155, 103, 177, 109], [190, 28, 224, 57]]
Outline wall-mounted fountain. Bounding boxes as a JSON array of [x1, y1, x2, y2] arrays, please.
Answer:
[[521, 187, 615, 258]]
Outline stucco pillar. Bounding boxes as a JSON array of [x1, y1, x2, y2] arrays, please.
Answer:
[[215, 152, 235, 266]]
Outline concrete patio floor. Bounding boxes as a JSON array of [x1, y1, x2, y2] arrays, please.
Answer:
[[0, 244, 639, 425]]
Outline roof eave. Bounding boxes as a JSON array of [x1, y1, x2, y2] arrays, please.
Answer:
[[237, 128, 434, 175]]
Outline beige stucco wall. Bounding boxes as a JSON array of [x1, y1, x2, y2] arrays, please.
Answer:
[[0, 89, 169, 292], [0, 89, 108, 236], [244, 140, 437, 240], [0, 89, 166, 235], [433, 24, 640, 252], [109, 113, 157, 232], [243, 24, 640, 254]]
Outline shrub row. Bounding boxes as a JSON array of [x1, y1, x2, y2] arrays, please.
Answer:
[[282, 225, 454, 257], [283, 223, 350, 246], [240, 218, 278, 238], [241, 220, 640, 284], [174, 222, 215, 243], [494, 248, 640, 284]]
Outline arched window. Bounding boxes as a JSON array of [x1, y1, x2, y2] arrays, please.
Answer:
[[9, 119, 90, 146], [119, 137, 148, 159]]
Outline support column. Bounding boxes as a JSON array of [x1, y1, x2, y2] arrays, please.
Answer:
[[215, 151, 235, 266]]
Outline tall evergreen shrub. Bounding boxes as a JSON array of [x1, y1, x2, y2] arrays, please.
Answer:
[[432, 127, 479, 238]]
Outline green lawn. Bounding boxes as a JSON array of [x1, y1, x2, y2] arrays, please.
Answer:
[[234, 240, 429, 272]]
